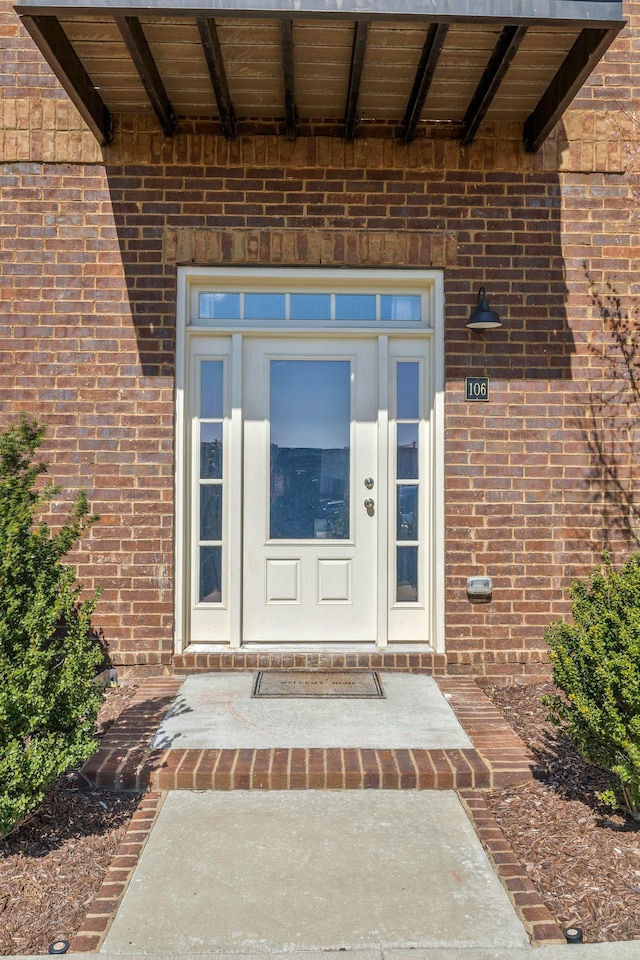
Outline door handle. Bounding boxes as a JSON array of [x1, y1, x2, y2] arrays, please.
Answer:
[[364, 498, 375, 510]]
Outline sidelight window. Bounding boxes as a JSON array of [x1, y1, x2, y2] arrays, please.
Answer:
[[198, 359, 224, 603]]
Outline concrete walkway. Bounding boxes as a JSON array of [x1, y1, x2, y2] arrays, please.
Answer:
[[101, 791, 530, 955]]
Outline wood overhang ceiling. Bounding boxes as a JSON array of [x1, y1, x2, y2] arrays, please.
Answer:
[[16, 1, 625, 153]]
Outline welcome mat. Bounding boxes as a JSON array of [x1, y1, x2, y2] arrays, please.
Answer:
[[252, 671, 386, 699]]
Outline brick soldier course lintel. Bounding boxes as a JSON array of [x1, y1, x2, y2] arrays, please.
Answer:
[[163, 227, 458, 268], [80, 675, 534, 792]]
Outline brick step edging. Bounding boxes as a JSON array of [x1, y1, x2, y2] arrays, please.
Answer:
[[86, 745, 491, 791]]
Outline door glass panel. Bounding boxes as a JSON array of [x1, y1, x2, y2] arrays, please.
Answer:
[[201, 361, 224, 418], [199, 546, 222, 603], [381, 295, 421, 322], [245, 293, 286, 320], [335, 294, 376, 321], [397, 362, 420, 419], [200, 423, 222, 479], [200, 485, 222, 540], [397, 423, 418, 480], [397, 546, 418, 603], [397, 485, 418, 540], [199, 292, 240, 320], [290, 294, 331, 322], [270, 359, 350, 540]]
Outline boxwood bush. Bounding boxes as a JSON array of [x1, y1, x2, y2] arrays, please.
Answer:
[[545, 552, 640, 819], [0, 416, 103, 836]]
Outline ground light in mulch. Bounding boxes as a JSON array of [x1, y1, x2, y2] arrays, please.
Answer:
[[48, 939, 70, 954]]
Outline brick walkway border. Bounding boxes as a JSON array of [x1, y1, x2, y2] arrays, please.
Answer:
[[80, 675, 535, 792], [69, 791, 165, 953], [459, 790, 566, 947]]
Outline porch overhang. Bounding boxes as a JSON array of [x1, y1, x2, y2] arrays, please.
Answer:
[[16, 0, 625, 151]]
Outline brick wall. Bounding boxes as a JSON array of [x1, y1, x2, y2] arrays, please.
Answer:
[[1, 0, 640, 679]]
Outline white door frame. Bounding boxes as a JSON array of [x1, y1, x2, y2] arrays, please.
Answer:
[[175, 267, 445, 653]]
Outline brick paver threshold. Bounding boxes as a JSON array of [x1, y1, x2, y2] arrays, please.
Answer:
[[81, 676, 535, 792]]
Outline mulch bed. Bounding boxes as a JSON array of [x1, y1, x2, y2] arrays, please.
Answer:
[[483, 681, 640, 944], [1, 680, 640, 953], [0, 684, 141, 957]]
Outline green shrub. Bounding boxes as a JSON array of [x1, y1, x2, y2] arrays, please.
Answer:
[[545, 552, 640, 819], [0, 416, 104, 836]]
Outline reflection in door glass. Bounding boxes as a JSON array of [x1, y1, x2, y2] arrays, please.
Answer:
[[397, 485, 418, 540], [397, 423, 418, 480], [199, 292, 240, 321], [270, 360, 350, 540], [380, 295, 421, 322], [199, 546, 222, 603], [200, 422, 222, 479], [397, 546, 418, 603], [200, 485, 222, 541]]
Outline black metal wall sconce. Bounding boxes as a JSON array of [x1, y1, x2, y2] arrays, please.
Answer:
[[466, 287, 502, 330]]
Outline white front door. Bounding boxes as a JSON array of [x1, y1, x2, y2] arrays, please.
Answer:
[[242, 338, 378, 642]]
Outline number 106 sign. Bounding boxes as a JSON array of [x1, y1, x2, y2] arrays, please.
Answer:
[[465, 377, 489, 401]]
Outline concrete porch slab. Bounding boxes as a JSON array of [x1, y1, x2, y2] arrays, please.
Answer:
[[80, 676, 536, 792], [100, 791, 531, 955], [151, 674, 473, 750]]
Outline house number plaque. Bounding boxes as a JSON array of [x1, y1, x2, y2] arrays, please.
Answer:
[[465, 377, 489, 402]]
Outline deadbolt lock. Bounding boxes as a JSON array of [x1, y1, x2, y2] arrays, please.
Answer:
[[364, 477, 374, 489]]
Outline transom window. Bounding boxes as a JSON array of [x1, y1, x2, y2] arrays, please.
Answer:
[[194, 289, 427, 327]]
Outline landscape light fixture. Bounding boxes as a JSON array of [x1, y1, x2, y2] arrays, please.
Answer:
[[48, 941, 70, 955], [466, 287, 502, 330]]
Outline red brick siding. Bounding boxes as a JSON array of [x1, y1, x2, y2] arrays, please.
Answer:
[[1, 0, 639, 679]]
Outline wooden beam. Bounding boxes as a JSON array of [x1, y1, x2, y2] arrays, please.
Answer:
[[20, 15, 112, 145], [280, 18, 297, 141], [344, 20, 369, 141], [524, 27, 617, 152], [461, 25, 527, 145], [402, 22, 448, 142], [115, 15, 177, 136], [197, 17, 236, 139]]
